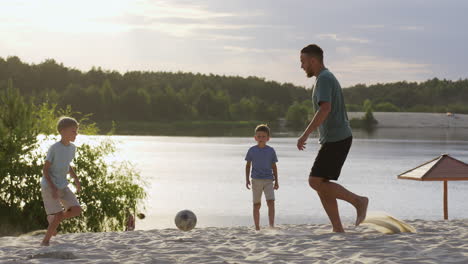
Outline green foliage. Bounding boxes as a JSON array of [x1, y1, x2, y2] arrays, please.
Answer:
[[61, 141, 146, 233], [343, 78, 468, 114], [0, 84, 146, 236], [346, 104, 363, 112], [349, 99, 378, 130], [0, 80, 44, 235], [286, 101, 313, 129], [0, 56, 310, 125], [374, 102, 400, 112]]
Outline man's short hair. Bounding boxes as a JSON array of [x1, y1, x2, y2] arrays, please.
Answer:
[[255, 124, 270, 136], [301, 44, 324, 62], [57, 116, 79, 132]]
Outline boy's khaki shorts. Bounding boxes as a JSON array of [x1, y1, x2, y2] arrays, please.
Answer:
[[41, 186, 80, 215], [252, 179, 275, 204]]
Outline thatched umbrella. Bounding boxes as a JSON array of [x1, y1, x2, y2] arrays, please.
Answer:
[[398, 154, 468, 220]]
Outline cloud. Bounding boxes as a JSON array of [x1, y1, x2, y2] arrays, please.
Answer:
[[329, 55, 433, 86], [353, 24, 386, 29], [222, 46, 293, 54], [317, 34, 370, 44], [399, 26, 424, 31]]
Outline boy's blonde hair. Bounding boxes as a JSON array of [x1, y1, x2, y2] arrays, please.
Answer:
[[57, 116, 79, 132], [255, 124, 270, 136]]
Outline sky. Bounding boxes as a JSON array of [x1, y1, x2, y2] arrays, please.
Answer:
[[1, 0, 467, 87]]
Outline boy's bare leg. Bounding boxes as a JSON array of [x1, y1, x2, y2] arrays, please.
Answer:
[[253, 203, 261, 230], [309, 177, 369, 230], [41, 206, 81, 246], [47, 215, 58, 236], [41, 212, 64, 246], [62, 206, 82, 220], [266, 200, 275, 228]]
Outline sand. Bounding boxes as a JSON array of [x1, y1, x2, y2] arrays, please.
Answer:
[[1, 219, 467, 264], [348, 112, 468, 128]]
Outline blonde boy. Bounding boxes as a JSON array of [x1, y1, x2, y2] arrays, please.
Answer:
[[245, 124, 279, 230], [40, 117, 82, 246]]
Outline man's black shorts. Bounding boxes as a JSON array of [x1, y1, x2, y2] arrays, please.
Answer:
[[310, 136, 352, 181]]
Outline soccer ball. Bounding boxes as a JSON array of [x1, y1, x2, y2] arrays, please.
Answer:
[[174, 210, 197, 231]]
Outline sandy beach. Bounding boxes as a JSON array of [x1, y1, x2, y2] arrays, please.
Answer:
[[1, 219, 467, 264]]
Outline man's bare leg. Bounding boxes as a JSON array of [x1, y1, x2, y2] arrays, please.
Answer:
[[309, 177, 369, 229], [253, 203, 261, 230], [266, 200, 275, 228], [317, 192, 344, 232]]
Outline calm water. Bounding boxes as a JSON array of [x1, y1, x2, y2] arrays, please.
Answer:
[[75, 128, 468, 229]]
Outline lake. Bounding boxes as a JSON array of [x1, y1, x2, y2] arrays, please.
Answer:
[[73, 128, 468, 230]]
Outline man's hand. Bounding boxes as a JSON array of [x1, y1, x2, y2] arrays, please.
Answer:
[[246, 179, 251, 190], [274, 182, 279, 190], [297, 134, 309, 150]]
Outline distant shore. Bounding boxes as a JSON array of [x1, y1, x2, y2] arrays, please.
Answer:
[[92, 112, 468, 137], [349, 112, 468, 128]]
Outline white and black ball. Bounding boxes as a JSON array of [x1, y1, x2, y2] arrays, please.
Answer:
[[174, 210, 197, 231]]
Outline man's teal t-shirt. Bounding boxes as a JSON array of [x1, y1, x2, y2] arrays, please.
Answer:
[[41, 141, 76, 189], [312, 68, 352, 144]]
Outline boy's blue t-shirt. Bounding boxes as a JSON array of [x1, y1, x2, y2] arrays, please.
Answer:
[[41, 141, 76, 189], [245, 145, 278, 180]]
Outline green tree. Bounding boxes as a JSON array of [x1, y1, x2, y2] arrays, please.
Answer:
[[286, 101, 310, 129]]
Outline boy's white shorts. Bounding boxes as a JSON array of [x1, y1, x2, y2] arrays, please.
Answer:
[[252, 179, 275, 204], [41, 186, 81, 215]]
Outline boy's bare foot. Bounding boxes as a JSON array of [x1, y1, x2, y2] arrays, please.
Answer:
[[40, 241, 50, 246], [255, 226, 260, 231], [332, 228, 345, 233], [355, 196, 369, 226]]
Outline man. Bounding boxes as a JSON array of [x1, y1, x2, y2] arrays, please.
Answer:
[[297, 44, 368, 232]]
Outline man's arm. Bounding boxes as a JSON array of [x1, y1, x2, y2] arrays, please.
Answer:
[[69, 166, 81, 193], [43, 161, 58, 199], [272, 163, 279, 190], [245, 161, 251, 190], [297, 101, 331, 150]]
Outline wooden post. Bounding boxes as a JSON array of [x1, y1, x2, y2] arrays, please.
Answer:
[[443, 180, 448, 220]]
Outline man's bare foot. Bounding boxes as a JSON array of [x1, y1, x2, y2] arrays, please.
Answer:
[[355, 196, 369, 226]]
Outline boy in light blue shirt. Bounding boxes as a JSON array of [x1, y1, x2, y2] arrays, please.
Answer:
[[245, 124, 279, 230], [40, 117, 82, 246]]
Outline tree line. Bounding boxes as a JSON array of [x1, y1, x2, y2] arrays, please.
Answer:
[[1, 56, 468, 131], [0, 56, 310, 124], [343, 79, 468, 114]]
